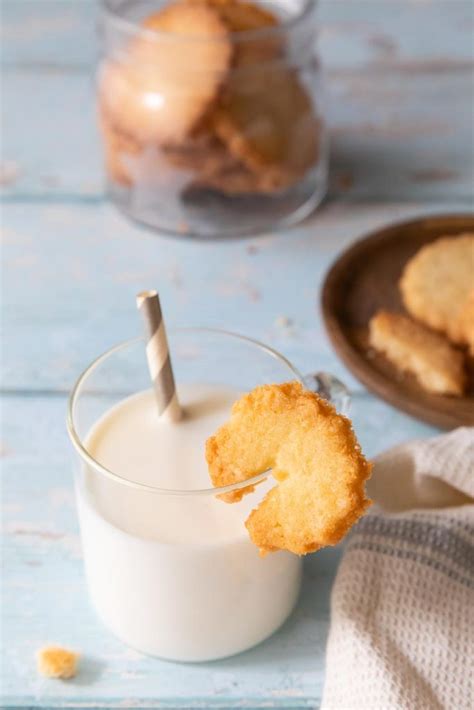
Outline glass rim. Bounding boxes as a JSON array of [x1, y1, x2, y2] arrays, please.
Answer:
[[100, 0, 317, 43], [66, 327, 303, 497]]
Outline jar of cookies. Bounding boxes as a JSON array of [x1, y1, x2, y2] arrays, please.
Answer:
[[98, 0, 327, 238]]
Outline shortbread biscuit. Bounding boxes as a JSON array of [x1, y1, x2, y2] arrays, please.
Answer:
[[456, 290, 474, 355], [206, 382, 371, 556], [213, 0, 278, 34], [163, 131, 236, 175], [187, 0, 278, 32], [369, 310, 466, 396], [191, 160, 294, 194], [99, 2, 232, 145], [212, 68, 319, 188], [200, 0, 281, 65], [37, 646, 79, 679], [400, 234, 474, 344], [99, 110, 140, 186]]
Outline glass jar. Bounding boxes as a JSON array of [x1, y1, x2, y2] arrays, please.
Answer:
[[98, 0, 328, 238]]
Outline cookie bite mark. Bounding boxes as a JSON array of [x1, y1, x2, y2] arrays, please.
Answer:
[[206, 382, 371, 556], [369, 310, 466, 396], [399, 234, 474, 345]]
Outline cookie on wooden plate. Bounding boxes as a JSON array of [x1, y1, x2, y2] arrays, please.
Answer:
[[399, 234, 474, 344], [456, 290, 474, 356], [369, 310, 466, 396]]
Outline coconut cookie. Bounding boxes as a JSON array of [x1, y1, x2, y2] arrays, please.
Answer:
[[206, 382, 371, 556], [399, 234, 474, 345], [99, 1, 232, 145], [369, 310, 466, 396]]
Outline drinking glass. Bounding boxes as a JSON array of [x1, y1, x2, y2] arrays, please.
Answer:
[[67, 329, 347, 661]]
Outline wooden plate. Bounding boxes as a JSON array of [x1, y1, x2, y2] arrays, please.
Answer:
[[322, 213, 474, 429]]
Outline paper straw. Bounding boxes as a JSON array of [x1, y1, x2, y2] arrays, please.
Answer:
[[136, 290, 182, 422]]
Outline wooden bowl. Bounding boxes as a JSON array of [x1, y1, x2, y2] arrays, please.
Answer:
[[321, 213, 474, 429]]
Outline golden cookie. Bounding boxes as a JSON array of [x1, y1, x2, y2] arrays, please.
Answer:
[[212, 67, 319, 189], [99, 110, 140, 186], [369, 310, 466, 396], [456, 290, 474, 355], [163, 131, 236, 176], [206, 382, 371, 556], [197, 0, 281, 65], [187, 0, 278, 33], [400, 234, 474, 344], [190, 159, 294, 194], [99, 2, 232, 145], [37, 646, 79, 679], [213, 0, 278, 34]]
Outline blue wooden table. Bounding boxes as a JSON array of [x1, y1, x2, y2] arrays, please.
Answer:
[[2, 1, 473, 708]]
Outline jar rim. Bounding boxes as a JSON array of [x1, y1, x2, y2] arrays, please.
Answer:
[[101, 0, 317, 43]]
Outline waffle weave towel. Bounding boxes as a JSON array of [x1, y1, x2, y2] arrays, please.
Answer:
[[322, 427, 474, 710]]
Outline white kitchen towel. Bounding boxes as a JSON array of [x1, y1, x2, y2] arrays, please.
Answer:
[[321, 427, 474, 710]]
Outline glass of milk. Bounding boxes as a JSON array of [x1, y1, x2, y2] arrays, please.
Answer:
[[67, 328, 348, 662]]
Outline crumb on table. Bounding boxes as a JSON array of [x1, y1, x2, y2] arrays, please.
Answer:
[[37, 646, 79, 679]]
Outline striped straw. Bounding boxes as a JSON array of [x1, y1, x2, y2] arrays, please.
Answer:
[[136, 290, 182, 422]]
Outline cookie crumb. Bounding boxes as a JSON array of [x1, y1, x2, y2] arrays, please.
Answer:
[[275, 315, 293, 329], [37, 646, 79, 679]]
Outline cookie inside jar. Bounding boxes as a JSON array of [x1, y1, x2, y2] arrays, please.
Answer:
[[98, 0, 326, 236]]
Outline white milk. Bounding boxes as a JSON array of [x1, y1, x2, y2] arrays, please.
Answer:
[[77, 384, 302, 661]]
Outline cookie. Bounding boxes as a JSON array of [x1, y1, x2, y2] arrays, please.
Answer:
[[369, 310, 466, 396], [212, 0, 278, 34], [163, 131, 236, 175], [37, 646, 79, 679], [99, 1, 232, 145], [99, 109, 140, 186], [456, 290, 474, 355], [212, 67, 319, 189], [400, 234, 474, 344], [206, 382, 371, 556], [190, 160, 290, 194], [198, 0, 281, 65]]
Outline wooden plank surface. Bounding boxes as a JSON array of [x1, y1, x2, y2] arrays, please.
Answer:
[[1, 0, 472, 707], [3, 200, 469, 394]]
